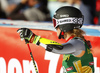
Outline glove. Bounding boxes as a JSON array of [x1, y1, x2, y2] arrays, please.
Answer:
[[17, 28, 40, 45]]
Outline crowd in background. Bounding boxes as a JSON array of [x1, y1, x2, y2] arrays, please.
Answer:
[[0, 0, 100, 25], [0, 0, 51, 21]]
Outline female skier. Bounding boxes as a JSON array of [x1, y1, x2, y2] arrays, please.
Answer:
[[17, 6, 94, 73]]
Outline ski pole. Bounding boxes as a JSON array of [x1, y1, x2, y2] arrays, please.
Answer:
[[27, 43, 38, 73]]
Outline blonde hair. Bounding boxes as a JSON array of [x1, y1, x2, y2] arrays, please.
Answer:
[[69, 28, 86, 41], [68, 28, 92, 49]]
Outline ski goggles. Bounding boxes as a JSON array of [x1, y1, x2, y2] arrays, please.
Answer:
[[53, 17, 83, 28]]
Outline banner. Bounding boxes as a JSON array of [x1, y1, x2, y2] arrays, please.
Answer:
[[0, 27, 100, 73]]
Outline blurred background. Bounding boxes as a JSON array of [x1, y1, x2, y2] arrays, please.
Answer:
[[0, 0, 100, 25], [0, 0, 100, 73]]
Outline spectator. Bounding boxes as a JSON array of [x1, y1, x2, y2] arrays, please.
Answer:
[[0, 1, 7, 18], [80, 0, 96, 24], [0, 0, 21, 16], [8, 0, 51, 21], [7, 0, 21, 5]]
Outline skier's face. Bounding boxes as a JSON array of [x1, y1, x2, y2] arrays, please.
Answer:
[[28, 0, 38, 7], [56, 27, 61, 37]]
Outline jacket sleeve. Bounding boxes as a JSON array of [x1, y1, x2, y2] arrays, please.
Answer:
[[38, 38, 76, 54], [8, 3, 27, 20], [38, 37, 85, 55]]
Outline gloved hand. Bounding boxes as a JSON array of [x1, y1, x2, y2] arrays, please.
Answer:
[[17, 28, 40, 45]]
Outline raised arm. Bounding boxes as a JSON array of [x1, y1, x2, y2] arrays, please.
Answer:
[[17, 28, 85, 55]]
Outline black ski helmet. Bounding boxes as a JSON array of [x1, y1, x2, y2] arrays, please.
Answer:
[[53, 6, 84, 32]]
